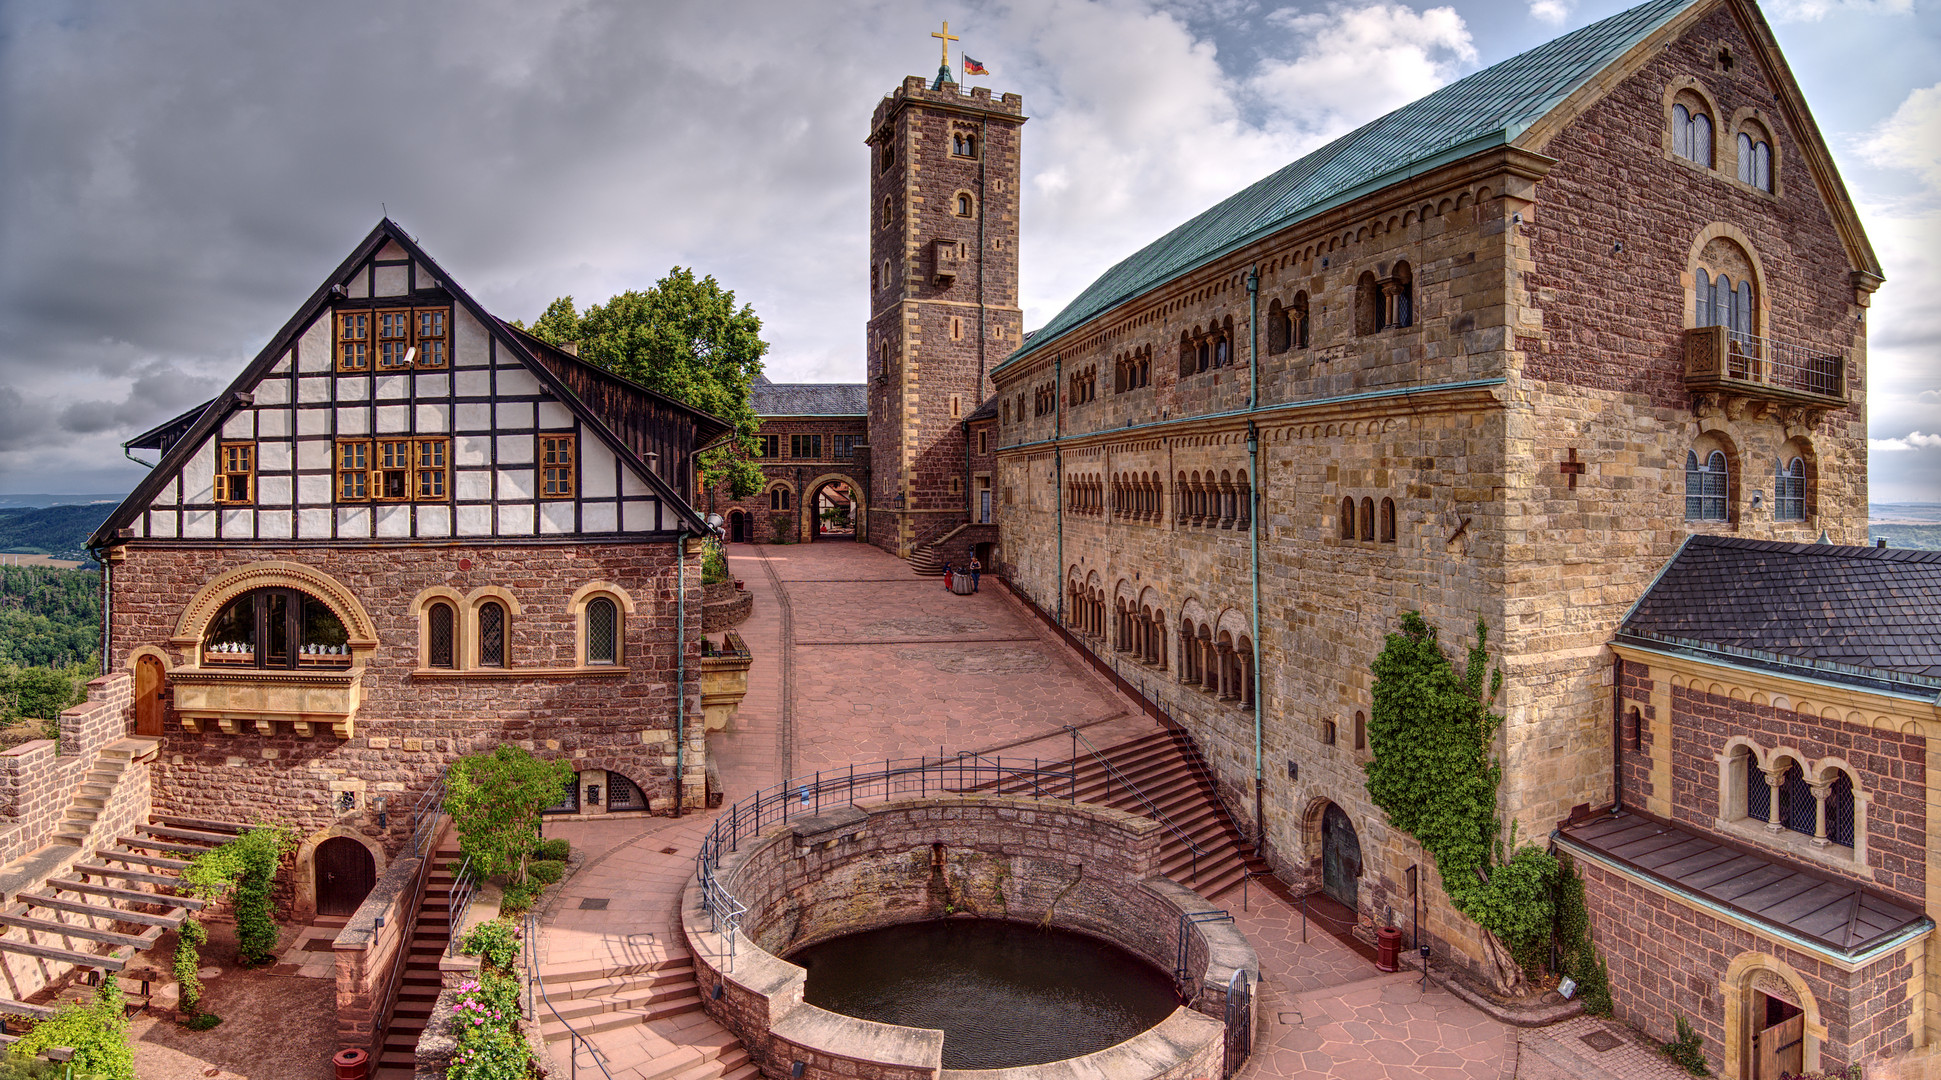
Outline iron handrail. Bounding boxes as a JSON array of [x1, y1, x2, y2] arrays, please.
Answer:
[[1067, 725, 1208, 882], [408, 769, 449, 859], [525, 910, 614, 1080], [444, 855, 480, 957]]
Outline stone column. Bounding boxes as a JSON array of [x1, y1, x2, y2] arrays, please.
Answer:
[[1764, 767, 1787, 832], [1810, 779, 1832, 847]]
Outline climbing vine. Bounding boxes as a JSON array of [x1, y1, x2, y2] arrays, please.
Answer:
[[180, 825, 297, 969], [1363, 612, 1557, 991]]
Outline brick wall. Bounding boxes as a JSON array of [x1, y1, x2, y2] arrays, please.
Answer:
[[701, 416, 869, 545], [1617, 659, 1656, 808], [0, 673, 135, 866], [334, 831, 436, 1054]]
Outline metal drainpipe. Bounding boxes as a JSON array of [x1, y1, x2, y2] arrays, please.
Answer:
[[1246, 267, 1265, 851], [674, 529, 689, 818], [92, 545, 110, 674], [1054, 356, 1064, 625]]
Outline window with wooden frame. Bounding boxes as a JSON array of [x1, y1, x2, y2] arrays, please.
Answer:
[[759, 434, 779, 458], [540, 435, 575, 498], [335, 437, 450, 502], [790, 433, 822, 459], [334, 306, 452, 372], [215, 442, 254, 504], [336, 440, 371, 500], [416, 439, 448, 500]]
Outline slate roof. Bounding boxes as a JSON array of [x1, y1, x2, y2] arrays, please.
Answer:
[[749, 376, 868, 417], [965, 396, 1000, 423], [125, 399, 215, 452], [998, 0, 1698, 371], [1620, 535, 1941, 686], [1557, 811, 1930, 960]]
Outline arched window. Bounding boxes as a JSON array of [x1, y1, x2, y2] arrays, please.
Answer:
[[1737, 130, 1772, 191], [956, 192, 975, 218], [953, 132, 978, 158], [478, 600, 507, 668], [770, 486, 792, 511], [1267, 300, 1289, 354], [1197, 335, 1211, 374], [1236, 471, 1251, 528], [586, 597, 619, 665], [1358, 497, 1375, 541], [881, 143, 895, 173], [1340, 497, 1356, 540], [881, 195, 892, 228], [1826, 770, 1855, 848], [1673, 101, 1712, 167], [1386, 263, 1413, 329], [1685, 449, 1729, 521], [1291, 292, 1310, 349], [1355, 272, 1381, 336], [202, 587, 350, 670], [1775, 457, 1806, 521], [427, 602, 456, 670], [1179, 333, 1195, 378], [1379, 498, 1396, 543]]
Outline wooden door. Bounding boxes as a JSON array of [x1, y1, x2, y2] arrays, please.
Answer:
[[134, 656, 165, 737], [729, 512, 745, 543], [315, 837, 376, 917], [1321, 803, 1361, 912], [1754, 999, 1804, 1080]]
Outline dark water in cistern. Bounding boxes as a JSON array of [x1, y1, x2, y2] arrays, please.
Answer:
[[787, 919, 1180, 1068]]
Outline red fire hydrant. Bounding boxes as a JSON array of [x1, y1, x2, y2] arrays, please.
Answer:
[[332, 1048, 370, 1080], [1376, 926, 1403, 972]]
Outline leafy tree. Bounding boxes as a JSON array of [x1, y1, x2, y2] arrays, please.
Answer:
[[0, 663, 93, 723], [446, 746, 574, 883], [0, 566, 102, 669], [9, 974, 133, 1079], [519, 269, 769, 498]]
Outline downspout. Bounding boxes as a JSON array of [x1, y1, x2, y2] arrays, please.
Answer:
[[1054, 356, 1064, 625], [674, 529, 689, 818], [90, 544, 110, 674], [1610, 655, 1625, 816], [1246, 267, 1265, 851]]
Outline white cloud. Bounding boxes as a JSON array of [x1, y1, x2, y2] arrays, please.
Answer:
[[1529, 0, 1575, 25], [1861, 82, 1941, 189], [1764, 0, 1911, 22], [1869, 432, 1941, 452], [1250, 4, 1477, 138]]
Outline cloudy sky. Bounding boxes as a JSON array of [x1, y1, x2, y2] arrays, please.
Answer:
[[1, 0, 1935, 501]]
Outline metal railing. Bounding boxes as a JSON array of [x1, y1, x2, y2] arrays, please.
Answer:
[[1684, 325, 1846, 401], [694, 756, 1080, 970], [524, 910, 613, 1080], [1173, 909, 1233, 998], [1065, 725, 1208, 883], [407, 769, 448, 859], [444, 854, 481, 957]]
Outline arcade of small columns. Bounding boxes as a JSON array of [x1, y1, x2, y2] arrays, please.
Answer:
[[1062, 470, 1253, 528], [1062, 577, 1256, 709]]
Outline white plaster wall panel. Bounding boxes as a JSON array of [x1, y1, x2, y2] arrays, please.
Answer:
[[375, 375, 409, 400], [183, 442, 216, 504], [581, 502, 617, 533], [300, 377, 332, 404], [455, 404, 490, 431], [497, 435, 534, 465], [415, 404, 450, 433], [456, 505, 492, 536], [346, 274, 369, 300], [539, 502, 574, 534], [256, 476, 292, 506], [221, 509, 253, 537], [182, 511, 215, 539], [375, 406, 409, 434], [498, 504, 535, 535], [298, 409, 330, 436], [299, 508, 332, 538], [496, 368, 541, 397], [299, 315, 332, 370], [374, 505, 410, 538], [223, 412, 254, 439], [159, 477, 179, 506], [454, 311, 490, 367], [416, 505, 451, 537], [298, 441, 332, 471], [455, 370, 491, 397], [455, 437, 491, 468], [148, 512, 178, 539], [455, 470, 491, 501], [582, 440, 618, 498], [299, 475, 332, 503], [258, 409, 291, 438], [338, 408, 371, 436], [414, 262, 436, 286], [271, 352, 292, 376], [537, 401, 572, 429], [622, 500, 656, 532], [258, 511, 292, 539], [377, 240, 408, 260], [258, 441, 292, 473], [620, 469, 650, 498], [336, 507, 371, 538], [337, 378, 371, 402], [496, 402, 534, 430], [254, 376, 290, 406], [497, 468, 535, 500], [374, 264, 408, 296], [415, 374, 449, 398]]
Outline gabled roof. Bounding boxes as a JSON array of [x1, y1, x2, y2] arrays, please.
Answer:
[[1619, 535, 1941, 688], [748, 376, 868, 417], [125, 399, 214, 453], [90, 219, 712, 548], [499, 322, 735, 446]]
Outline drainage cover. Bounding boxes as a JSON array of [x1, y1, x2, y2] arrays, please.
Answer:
[[579, 897, 610, 910], [1581, 1029, 1623, 1052]]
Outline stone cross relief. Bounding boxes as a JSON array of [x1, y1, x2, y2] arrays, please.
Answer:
[[1561, 447, 1586, 491]]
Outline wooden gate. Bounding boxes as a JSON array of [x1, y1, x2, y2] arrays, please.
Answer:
[[134, 655, 165, 737], [1754, 1001, 1804, 1079], [1321, 803, 1362, 912], [316, 836, 376, 917]]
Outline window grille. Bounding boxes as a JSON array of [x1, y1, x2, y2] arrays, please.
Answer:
[[1775, 457, 1806, 521], [428, 603, 455, 669], [587, 598, 618, 665], [1826, 771, 1855, 848], [542, 773, 580, 814], [1746, 758, 1772, 822], [479, 602, 506, 668], [1779, 764, 1815, 837], [606, 772, 647, 810]]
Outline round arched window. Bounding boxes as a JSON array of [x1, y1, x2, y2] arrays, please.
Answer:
[[202, 588, 349, 669]]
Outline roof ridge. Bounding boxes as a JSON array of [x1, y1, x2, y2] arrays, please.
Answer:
[[1689, 533, 1941, 562]]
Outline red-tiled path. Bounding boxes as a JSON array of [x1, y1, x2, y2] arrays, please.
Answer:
[[532, 541, 1691, 1079]]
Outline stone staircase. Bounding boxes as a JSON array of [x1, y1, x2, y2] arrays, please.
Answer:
[[51, 737, 152, 847], [906, 523, 973, 576], [370, 839, 459, 1080], [534, 952, 757, 1080]]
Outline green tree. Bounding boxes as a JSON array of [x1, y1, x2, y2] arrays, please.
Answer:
[[446, 746, 575, 883], [520, 269, 769, 498]]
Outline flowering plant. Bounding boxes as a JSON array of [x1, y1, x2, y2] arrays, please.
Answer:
[[447, 974, 531, 1080]]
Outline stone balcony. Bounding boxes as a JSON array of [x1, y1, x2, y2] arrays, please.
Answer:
[[1683, 325, 1848, 416], [699, 630, 752, 733], [168, 666, 364, 738]]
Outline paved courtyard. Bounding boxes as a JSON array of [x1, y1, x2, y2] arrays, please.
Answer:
[[535, 540, 1691, 1079]]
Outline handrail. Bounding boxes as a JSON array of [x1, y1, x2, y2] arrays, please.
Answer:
[[1066, 725, 1207, 883], [444, 855, 480, 957], [525, 910, 614, 1080], [408, 769, 448, 859], [1157, 704, 1267, 860]]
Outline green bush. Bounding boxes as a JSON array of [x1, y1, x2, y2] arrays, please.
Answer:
[[1662, 1015, 1710, 1076], [702, 543, 729, 585], [9, 975, 134, 1080], [1554, 854, 1613, 1015], [526, 859, 565, 885], [183, 825, 296, 966], [461, 920, 521, 975], [533, 838, 570, 862], [184, 1012, 222, 1031], [174, 916, 208, 1014], [448, 746, 574, 883], [498, 880, 542, 917]]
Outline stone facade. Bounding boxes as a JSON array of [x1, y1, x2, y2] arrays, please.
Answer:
[[699, 414, 869, 546]]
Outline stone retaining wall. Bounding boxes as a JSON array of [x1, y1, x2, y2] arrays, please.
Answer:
[[702, 581, 753, 632]]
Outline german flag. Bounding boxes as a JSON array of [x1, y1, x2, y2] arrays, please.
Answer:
[[962, 56, 989, 76]]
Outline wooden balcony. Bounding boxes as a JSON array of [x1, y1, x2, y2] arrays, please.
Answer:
[[1684, 325, 1847, 411], [168, 666, 364, 738]]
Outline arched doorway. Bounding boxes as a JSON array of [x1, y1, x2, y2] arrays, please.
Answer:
[[135, 655, 165, 737], [727, 510, 747, 543], [1320, 803, 1362, 912], [807, 477, 863, 541], [315, 836, 377, 917], [973, 542, 995, 571]]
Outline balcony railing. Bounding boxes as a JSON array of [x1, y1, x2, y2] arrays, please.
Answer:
[[1684, 325, 1847, 407]]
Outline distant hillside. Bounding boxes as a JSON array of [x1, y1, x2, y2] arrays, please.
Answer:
[[1869, 523, 1941, 552], [0, 505, 114, 563]]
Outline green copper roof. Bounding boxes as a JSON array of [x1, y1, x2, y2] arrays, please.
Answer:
[[1001, 0, 1699, 371]]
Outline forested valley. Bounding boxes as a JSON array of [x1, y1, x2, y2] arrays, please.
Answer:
[[0, 566, 101, 735]]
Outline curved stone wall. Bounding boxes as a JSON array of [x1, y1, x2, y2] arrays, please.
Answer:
[[680, 796, 1257, 1080]]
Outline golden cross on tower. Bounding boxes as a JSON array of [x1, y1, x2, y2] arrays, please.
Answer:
[[932, 20, 959, 69]]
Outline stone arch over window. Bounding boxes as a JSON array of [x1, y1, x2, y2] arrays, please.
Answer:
[[1774, 438, 1814, 522], [1730, 111, 1778, 194], [1379, 498, 1396, 543], [1235, 470, 1251, 528], [1685, 225, 1770, 339], [1384, 262, 1413, 329], [1666, 81, 1719, 168], [1721, 952, 1825, 1078], [955, 190, 977, 219], [172, 561, 379, 669], [409, 586, 464, 671], [569, 582, 637, 668], [1354, 272, 1381, 336], [1716, 738, 1871, 866], [1685, 430, 1738, 523], [1289, 292, 1310, 349], [1266, 299, 1289, 354], [768, 482, 794, 512]]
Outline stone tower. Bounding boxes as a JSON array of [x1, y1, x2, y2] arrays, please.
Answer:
[[864, 75, 1025, 556]]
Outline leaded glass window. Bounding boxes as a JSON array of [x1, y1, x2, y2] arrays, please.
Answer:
[[1746, 756, 1771, 822], [479, 601, 506, 668], [1827, 771, 1854, 848], [1778, 763, 1815, 836], [586, 597, 618, 665], [1775, 457, 1806, 521], [428, 603, 455, 669], [1685, 450, 1728, 521]]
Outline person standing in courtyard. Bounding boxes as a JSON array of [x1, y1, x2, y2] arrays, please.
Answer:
[[969, 555, 981, 592], [943, 563, 953, 592]]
